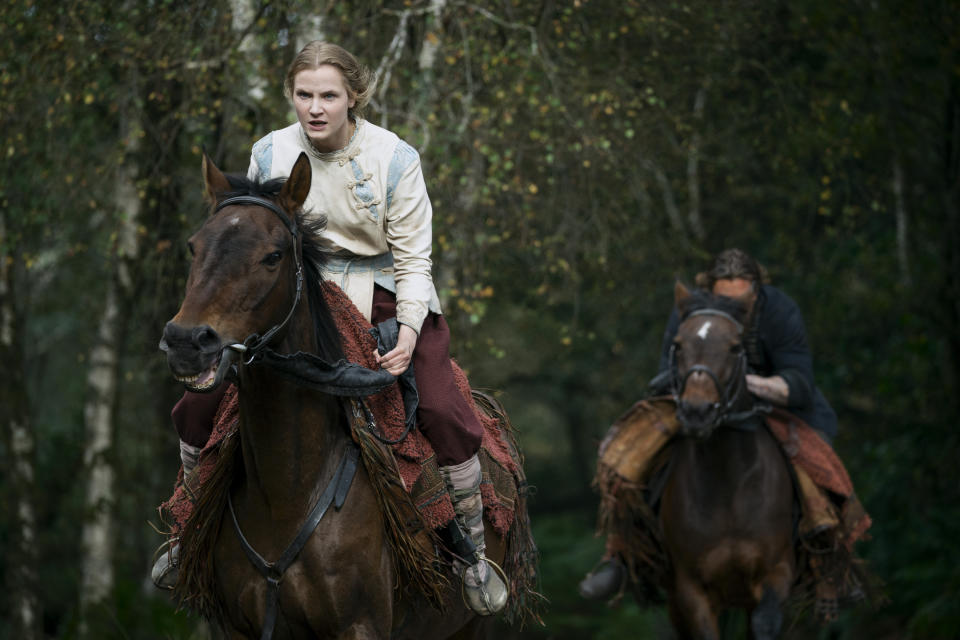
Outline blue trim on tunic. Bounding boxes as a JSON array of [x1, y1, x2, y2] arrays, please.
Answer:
[[386, 141, 419, 212], [326, 252, 397, 293], [251, 133, 274, 180], [349, 159, 378, 221]]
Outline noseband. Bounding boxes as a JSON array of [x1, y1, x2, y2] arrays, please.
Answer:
[[669, 309, 762, 428], [215, 195, 304, 363]]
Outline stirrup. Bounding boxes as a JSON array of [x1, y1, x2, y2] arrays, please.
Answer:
[[461, 556, 509, 616], [150, 540, 179, 590]]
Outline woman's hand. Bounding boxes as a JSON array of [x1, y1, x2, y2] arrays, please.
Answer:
[[374, 323, 418, 376]]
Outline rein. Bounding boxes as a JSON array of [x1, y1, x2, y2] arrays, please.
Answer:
[[210, 195, 394, 638], [228, 443, 361, 640], [210, 195, 397, 397]]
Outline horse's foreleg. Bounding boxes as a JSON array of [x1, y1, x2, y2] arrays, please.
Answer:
[[669, 574, 719, 640], [748, 558, 792, 640], [748, 585, 783, 640]]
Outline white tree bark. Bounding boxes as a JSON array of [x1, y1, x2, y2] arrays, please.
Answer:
[[653, 164, 685, 234], [0, 212, 42, 640], [78, 127, 140, 633]]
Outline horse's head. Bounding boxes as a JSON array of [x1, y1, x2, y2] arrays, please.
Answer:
[[669, 282, 750, 437], [159, 153, 313, 392]]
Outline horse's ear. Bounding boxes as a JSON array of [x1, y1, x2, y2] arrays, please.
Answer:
[[202, 152, 232, 205], [281, 152, 312, 209], [674, 281, 692, 308]]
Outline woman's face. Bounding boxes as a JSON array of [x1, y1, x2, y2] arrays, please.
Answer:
[[292, 65, 356, 153]]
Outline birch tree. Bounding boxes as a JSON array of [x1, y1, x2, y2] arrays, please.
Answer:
[[0, 213, 41, 640], [78, 118, 141, 634]]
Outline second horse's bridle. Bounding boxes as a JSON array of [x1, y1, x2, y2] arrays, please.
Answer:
[[669, 308, 761, 428]]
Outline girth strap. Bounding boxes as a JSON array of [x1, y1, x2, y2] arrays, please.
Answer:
[[227, 443, 361, 640]]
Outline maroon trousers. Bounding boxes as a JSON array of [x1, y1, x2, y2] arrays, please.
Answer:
[[172, 285, 483, 466], [371, 285, 483, 465]]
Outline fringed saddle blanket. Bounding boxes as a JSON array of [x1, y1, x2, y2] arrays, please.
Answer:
[[161, 281, 521, 539], [764, 407, 872, 551]]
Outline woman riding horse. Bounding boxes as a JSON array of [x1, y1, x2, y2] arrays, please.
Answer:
[[156, 41, 506, 616]]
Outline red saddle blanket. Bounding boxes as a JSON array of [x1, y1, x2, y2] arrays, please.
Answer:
[[765, 408, 872, 550], [162, 281, 520, 538]]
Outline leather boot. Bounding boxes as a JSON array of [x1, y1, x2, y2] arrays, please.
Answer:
[[579, 557, 627, 601], [794, 464, 839, 541], [440, 455, 509, 616]]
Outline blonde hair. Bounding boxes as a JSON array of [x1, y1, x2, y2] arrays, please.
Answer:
[[284, 41, 373, 120]]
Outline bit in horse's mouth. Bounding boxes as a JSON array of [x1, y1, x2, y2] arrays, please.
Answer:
[[175, 356, 221, 392]]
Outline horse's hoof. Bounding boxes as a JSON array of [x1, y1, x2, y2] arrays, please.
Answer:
[[151, 543, 179, 590], [462, 558, 509, 616], [578, 558, 626, 601]]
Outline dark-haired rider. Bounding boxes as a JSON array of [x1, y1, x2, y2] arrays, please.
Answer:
[[579, 249, 840, 602]]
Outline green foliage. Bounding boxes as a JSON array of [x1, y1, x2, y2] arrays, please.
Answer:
[[1, 0, 958, 637]]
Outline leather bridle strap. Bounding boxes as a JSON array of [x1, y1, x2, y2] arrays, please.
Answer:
[[227, 443, 360, 640], [215, 195, 299, 239], [212, 195, 304, 362]]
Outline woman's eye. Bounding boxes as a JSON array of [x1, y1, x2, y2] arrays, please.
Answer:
[[263, 251, 282, 266], [731, 344, 744, 354]]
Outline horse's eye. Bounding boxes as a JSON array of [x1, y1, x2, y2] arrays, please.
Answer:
[[187, 241, 195, 256], [263, 251, 282, 266]]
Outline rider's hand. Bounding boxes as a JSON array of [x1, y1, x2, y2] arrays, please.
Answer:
[[745, 374, 789, 406], [374, 323, 417, 376]]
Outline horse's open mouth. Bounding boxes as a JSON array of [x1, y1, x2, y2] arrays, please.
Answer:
[[175, 355, 221, 392]]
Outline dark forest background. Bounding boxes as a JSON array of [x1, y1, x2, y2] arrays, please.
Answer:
[[1, 0, 958, 638]]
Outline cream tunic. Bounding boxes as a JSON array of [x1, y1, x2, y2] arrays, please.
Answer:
[[247, 119, 442, 333]]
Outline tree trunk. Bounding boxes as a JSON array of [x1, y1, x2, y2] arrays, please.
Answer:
[[0, 212, 42, 639], [687, 85, 707, 241], [78, 127, 141, 634]]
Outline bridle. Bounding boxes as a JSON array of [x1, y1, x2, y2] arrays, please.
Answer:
[[214, 195, 304, 364], [669, 308, 766, 429]]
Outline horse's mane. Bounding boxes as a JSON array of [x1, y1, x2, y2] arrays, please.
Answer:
[[678, 288, 750, 326], [220, 173, 345, 362]]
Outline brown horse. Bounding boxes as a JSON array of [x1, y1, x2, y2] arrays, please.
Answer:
[[659, 282, 796, 639], [159, 152, 524, 639]]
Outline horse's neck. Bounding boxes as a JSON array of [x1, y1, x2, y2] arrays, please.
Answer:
[[236, 312, 347, 516], [677, 426, 764, 498]]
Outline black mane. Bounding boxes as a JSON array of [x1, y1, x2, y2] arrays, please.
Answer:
[[220, 173, 344, 362], [678, 288, 750, 326]]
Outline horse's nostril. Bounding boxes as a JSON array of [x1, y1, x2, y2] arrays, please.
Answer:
[[192, 325, 222, 354]]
